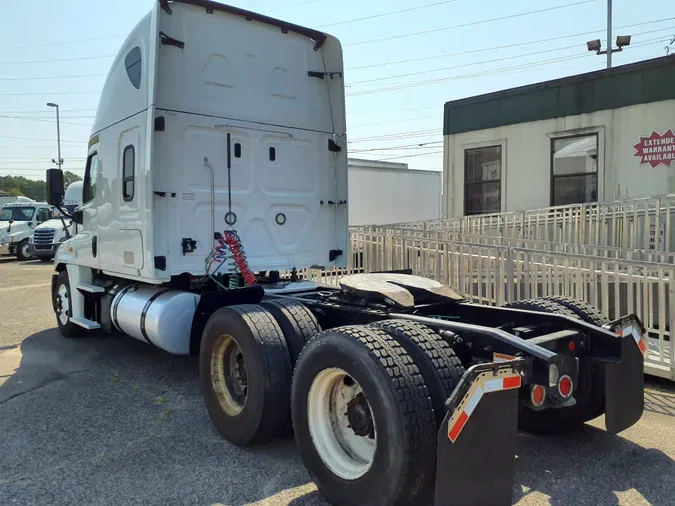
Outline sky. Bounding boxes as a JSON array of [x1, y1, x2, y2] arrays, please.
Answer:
[[0, 0, 673, 179]]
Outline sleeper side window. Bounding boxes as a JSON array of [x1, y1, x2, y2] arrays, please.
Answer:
[[83, 153, 99, 204], [123, 145, 135, 202], [125, 46, 142, 89]]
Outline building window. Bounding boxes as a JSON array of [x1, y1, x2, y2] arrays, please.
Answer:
[[125, 46, 142, 89], [464, 145, 502, 215], [551, 134, 598, 206], [83, 153, 99, 204], [123, 145, 135, 201]]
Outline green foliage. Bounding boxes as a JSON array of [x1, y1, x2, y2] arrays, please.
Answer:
[[0, 171, 81, 202]]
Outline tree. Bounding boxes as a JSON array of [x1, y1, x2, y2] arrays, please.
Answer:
[[64, 171, 82, 187], [7, 188, 24, 196]]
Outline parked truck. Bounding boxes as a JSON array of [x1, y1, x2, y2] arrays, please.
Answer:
[[45, 2, 646, 505], [28, 181, 83, 262], [0, 201, 53, 260]]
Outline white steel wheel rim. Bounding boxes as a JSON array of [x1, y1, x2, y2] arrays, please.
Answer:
[[21, 242, 30, 258], [211, 334, 248, 417], [307, 368, 376, 480], [57, 284, 70, 326]]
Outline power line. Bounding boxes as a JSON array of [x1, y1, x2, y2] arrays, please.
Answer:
[[0, 54, 115, 65], [347, 28, 674, 86], [344, 0, 594, 47], [346, 38, 670, 97], [380, 150, 444, 161], [0, 73, 107, 82], [0, 108, 96, 114], [0, 115, 93, 127], [318, 0, 458, 29], [0, 90, 101, 97], [350, 142, 444, 153], [1, 35, 123, 51], [350, 114, 440, 128], [345, 19, 675, 71], [0, 135, 87, 144]]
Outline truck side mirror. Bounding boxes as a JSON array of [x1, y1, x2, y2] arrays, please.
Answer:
[[71, 209, 84, 225], [46, 168, 65, 207]]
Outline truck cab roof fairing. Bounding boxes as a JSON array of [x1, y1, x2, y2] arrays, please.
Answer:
[[160, 0, 328, 50]]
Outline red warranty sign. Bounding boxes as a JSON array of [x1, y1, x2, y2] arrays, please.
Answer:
[[634, 130, 675, 168]]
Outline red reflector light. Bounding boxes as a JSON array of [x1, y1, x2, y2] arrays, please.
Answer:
[[558, 375, 573, 398], [531, 385, 545, 406], [568, 341, 576, 352]]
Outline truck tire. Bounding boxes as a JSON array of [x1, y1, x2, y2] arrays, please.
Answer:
[[52, 270, 83, 338], [502, 298, 604, 434], [292, 325, 436, 506], [502, 298, 581, 320], [199, 304, 292, 445], [260, 299, 321, 366], [16, 239, 33, 261], [370, 319, 465, 426], [541, 295, 609, 327]]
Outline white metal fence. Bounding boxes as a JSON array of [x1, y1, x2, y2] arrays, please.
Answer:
[[309, 227, 675, 381], [384, 194, 675, 252]]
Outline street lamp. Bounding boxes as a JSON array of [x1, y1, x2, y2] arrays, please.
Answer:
[[585, 0, 631, 68], [46, 102, 63, 170]]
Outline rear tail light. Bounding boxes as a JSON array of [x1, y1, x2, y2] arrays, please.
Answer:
[[558, 375, 573, 398], [531, 384, 546, 407]]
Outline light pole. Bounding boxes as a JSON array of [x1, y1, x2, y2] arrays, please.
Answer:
[[606, 0, 612, 68], [46, 102, 63, 170], [585, 0, 631, 69]]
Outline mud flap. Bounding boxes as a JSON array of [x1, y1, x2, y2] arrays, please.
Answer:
[[605, 320, 646, 435], [434, 361, 526, 506]]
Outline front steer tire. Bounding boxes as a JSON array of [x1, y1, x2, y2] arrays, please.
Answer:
[[199, 304, 292, 445], [52, 270, 83, 338], [291, 325, 436, 506], [16, 239, 33, 261]]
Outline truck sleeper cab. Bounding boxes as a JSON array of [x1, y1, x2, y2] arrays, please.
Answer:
[[45, 2, 646, 506]]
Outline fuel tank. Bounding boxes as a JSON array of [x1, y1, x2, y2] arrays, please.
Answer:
[[111, 284, 199, 355]]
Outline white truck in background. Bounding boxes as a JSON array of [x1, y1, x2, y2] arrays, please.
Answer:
[[0, 201, 54, 260], [42, 2, 646, 505], [347, 158, 442, 226], [29, 181, 83, 262], [0, 193, 35, 207]]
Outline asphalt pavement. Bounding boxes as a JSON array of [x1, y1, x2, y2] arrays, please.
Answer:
[[1, 258, 674, 505]]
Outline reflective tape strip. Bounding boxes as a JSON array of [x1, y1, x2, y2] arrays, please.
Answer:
[[631, 327, 647, 355], [464, 386, 483, 415], [448, 372, 522, 443]]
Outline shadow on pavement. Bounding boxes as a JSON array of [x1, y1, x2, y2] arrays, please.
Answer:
[[2, 328, 674, 506], [0, 328, 323, 505], [514, 424, 675, 505]]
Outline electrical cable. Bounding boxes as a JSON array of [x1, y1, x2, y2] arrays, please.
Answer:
[[344, 0, 594, 47], [317, 0, 458, 29]]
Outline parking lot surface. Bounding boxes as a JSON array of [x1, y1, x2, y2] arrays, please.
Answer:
[[1, 258, 674, 505]]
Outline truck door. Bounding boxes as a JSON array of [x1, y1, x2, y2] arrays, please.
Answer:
[[69, 149, 102, 269]]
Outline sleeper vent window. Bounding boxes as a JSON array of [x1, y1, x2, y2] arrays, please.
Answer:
[[551, 134, 598, 206], [123, 145, 135, 202], [464, 146, 502, 216], [125, 46, 142, 89]]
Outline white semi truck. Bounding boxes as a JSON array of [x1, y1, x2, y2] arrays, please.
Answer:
[[0, 201, 54, 260], [45, 2, 646, 505], [28, 181, 83, 262]]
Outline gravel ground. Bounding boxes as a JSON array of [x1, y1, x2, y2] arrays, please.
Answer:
[[1, 258, 674, 505]]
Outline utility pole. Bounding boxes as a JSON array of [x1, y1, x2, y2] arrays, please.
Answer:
[[606, 0, 612, 68], [47, 102, 63, 170]]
